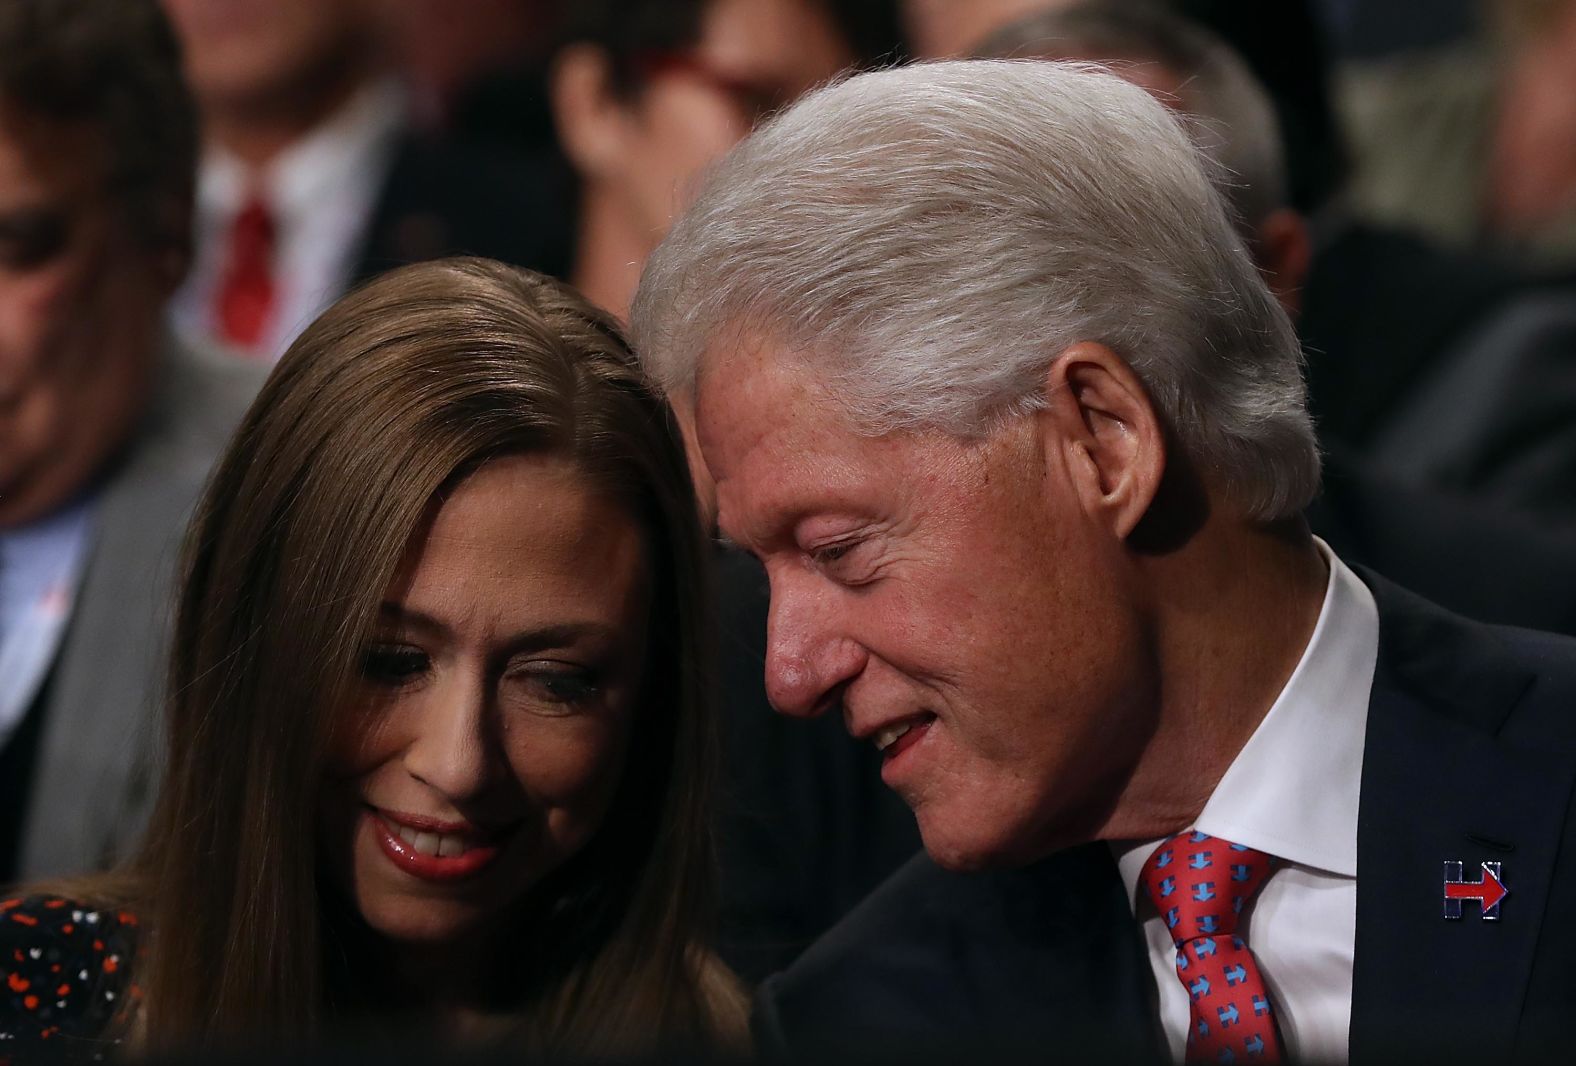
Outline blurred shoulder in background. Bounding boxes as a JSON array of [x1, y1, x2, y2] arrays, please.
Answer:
[[1336, 0, 1576, 267]]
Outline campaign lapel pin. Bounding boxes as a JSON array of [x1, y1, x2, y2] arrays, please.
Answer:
[[1443, 860, 1509, 920]]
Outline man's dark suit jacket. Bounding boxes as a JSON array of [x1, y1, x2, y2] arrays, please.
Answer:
[[755, 574, 1576, 1061]]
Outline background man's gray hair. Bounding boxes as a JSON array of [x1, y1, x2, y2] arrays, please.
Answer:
[[975, 0, 1289, 237], [631, 59, 1320, 521]]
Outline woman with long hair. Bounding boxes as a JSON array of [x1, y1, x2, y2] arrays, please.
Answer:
[[0, 258, 744, 1055]]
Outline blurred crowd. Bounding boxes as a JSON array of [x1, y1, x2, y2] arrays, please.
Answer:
[[118, 0, 1576, 518], [3, 0, 1576, 1055]]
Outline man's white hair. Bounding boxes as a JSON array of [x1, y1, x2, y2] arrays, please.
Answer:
[[631, 59, 1320, 521]]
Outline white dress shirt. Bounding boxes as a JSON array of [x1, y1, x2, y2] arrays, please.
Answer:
[[0, 493, 97, 751], [1112, 542, 1379, 1063], [170, 78, 406, 362]]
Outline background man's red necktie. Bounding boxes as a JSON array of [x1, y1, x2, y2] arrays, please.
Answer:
[[216, 195, 276, 353]]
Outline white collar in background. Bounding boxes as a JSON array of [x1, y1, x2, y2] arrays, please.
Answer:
[[196, 76, 406, 223]]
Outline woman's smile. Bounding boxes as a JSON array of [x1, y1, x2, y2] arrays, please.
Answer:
[[367, 807, 515, 883]]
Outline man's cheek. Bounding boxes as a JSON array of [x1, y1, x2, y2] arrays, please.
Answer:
[[0, 269, 69, 371]]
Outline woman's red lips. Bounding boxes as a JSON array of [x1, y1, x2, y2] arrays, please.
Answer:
[[367, 809, 506, 883], [376, 808, 485, 834]]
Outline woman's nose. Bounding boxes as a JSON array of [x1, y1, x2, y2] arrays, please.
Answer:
[[401, 670, 497, 803]]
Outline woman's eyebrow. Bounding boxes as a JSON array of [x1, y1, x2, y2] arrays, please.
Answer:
[[376, 601, 449, 636], [378, 604, 627, 653], [499, 622, 627, 657]]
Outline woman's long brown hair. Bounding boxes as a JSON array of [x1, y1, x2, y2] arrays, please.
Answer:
[[116, 259, 733, 1050]]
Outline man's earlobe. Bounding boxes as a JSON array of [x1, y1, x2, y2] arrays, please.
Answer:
[[1041, 341, 1166, 539]]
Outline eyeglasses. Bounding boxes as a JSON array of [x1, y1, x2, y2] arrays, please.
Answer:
[[627, 50, 794, 126]]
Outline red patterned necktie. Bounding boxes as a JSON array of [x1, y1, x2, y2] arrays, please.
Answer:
[[1139, 830, 1284, 1064], [216, 194, 277, 354]]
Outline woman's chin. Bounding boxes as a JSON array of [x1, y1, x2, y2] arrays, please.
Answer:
[[355, 895, 493, 947]]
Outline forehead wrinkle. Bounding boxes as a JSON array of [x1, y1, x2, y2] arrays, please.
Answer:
[[700, 332, 980, 550]]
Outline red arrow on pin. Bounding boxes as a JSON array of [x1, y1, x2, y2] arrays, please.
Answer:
[[1445, 864, 1510, 912]]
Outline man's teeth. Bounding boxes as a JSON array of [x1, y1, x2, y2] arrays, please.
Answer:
[[874, 722, 913, 752], [394, 824, 479, 857]]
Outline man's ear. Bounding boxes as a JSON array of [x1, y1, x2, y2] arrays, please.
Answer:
[[1039, 341, 1166, 540], [549, 44, 631, 180], [1253, 208, 1311, 319]]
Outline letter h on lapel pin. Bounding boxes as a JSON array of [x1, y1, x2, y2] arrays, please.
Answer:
[[1443, 860, 1509, 920]]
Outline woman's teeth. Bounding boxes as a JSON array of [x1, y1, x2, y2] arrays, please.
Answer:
[[393, 824, 478, 858]]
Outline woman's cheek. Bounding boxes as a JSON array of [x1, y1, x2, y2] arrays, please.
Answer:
[[507, 713, 634, 826]]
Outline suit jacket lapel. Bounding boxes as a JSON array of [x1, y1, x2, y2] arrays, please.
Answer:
[[19, 410, 189, 876], [18, 338, 246, 877], [1350, 574, 1575, 1061]]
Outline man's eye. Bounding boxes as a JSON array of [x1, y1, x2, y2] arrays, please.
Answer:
[[809, 537, 884, 588], [0, 212, 69, 270], [360, 645, 429, 686], [812, 541, 857, 566]]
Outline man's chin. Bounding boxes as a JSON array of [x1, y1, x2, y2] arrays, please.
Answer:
[[918, 813, 1052, 873]]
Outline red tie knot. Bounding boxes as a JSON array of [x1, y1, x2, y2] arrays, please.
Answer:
[[1139, 830, 1276, 944]]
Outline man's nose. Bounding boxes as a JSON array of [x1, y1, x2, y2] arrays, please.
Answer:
[[763, 571, 866, 718], [402, 672, 497, 802]]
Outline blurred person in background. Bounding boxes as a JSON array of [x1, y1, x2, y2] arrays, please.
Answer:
[[0, 260, 746, 1056], [978, 0, 1576, 629], [0, 0, 263, 884], [549, 0, 893, 321], [377, 0, 560, 132], [960, 0, 1576, 528], [1187, 0, 1576, 528], [1154, 0, 1576, 527], [551, 0, 921, 984], [163, 0, 572, 361], [903, 0, 1350, 219], [900, 0, 1050, 56], [1341, 0, 1576, 266]]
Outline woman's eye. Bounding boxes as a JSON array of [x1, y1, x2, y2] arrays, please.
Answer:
[[506, 665, 602, 710], [360, 645, 430, 686]]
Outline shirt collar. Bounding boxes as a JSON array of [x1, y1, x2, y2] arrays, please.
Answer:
[[0, 489, 98, 560], [1114, 539, 1379, 896], [196, 77, 406, 222]]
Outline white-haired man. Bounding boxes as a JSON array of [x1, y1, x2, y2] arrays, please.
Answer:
[[631, 60, 1576, 1060]]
